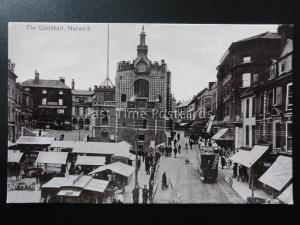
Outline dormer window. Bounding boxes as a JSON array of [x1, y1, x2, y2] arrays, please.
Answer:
[[253, 74, 259, 84], [42, 90, 47, 94], [243, 56, 251, 63], [59, 90, 63, 95], [270, 64, 277, 77], [280, 60, 286, 74], [242, 73, 251, 87]]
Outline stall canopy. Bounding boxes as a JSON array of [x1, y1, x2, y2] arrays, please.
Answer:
[[230, 145, 269, 168], [35, 151, 68, 165], [16, 136, 54, 145], [277, 184, 293, 204], [211, 128, 234, 141], [42, 175, 109, 193], [57, 189, 82, 197], [89, 161, 135, 177], [76, 156, 106, 166], [8, 150, 23, 163], [8, 141, 16, 148], [258, 155, 292, 191], [50, 141, 78, 149]]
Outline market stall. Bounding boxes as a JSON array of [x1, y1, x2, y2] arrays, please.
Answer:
[[7, 150, 24, 178], [75, 155, 106, 174]]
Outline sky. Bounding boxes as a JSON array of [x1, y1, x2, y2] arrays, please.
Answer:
[[9, 23, 278, 101]]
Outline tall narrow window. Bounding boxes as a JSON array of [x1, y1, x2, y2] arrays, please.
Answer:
[[242, 73, 251, 87], [59, 90, 63, 95], [143, 120, 147, 129], [121, 94, 126, 102], [134, 79, 149, 98], [275, 122, 281, 149], [58, 99, 63, 105], [42, 98, 47, 105], [252, 125, 256, 146], [276, 86, 282, 106], [286, 83, 293, 110], [252, 97, 256, 117], [245, 125, 249, 146], [260, 94, 264, 115], [246, 99, 249, 118], [286, 122, 292, 151], [267, 91, 273, 113], [42, 90, 47, 94]]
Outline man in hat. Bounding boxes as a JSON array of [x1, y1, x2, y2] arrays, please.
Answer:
[[142, 185, 149, 204]]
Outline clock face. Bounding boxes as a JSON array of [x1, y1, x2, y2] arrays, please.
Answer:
[[137, 61, 147, 73]]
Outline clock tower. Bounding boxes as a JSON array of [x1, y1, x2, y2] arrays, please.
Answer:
[[134, 26, 150, 74]]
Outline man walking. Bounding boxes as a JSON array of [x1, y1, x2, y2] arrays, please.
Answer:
[[221, 155, 226, 169], [173, 146, 177, 158], [149, 180, 154, 203], [189, 140, 193, 150], [142, 185, 149, 204], [178, 143, 181, 154], [132, 184, 140, 204]]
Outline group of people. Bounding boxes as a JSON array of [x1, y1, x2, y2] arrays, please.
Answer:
[[232, 163, 249, 182]]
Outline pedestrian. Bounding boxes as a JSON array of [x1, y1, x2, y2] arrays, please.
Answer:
[[149, 180, 154, 202], [238, 165, 243, 182], [142, 151, 145, 163], [178, 143, 181, 154], [173, 146, 177, 158], [149, 153, 153, 166], [243, 166, 249, 182], [233, 163, 238, 178], [162, 172, 168, 190], [185, 142, 188, 150], [132, 185, 140, 204], [189, 140, 193, 150], [221, 155, 226, 169], [174, 139, 177, 146], [142, 185, 149, 204]]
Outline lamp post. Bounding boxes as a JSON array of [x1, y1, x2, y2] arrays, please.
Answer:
[[154, 97, 161, 154]]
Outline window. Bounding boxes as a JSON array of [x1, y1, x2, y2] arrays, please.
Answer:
[[260, 94, 264, 115], [245, 125, 249, 146], [273, 88, 277, 106], [252, 97, 255, 116], [134, 79, 149, 98], [75, 107, 79, 115], [42, 98, 47, 105], [158, 95, 162, 103], [243, 56, 251, 63], [58, 99, 63, 105], [246, 99, 249, 118], [286, 122, 292, 151], [242, 73, 251, 87], [280, 61, 286, 73], [101, 111, 108, 125], [142, 120, 147, 129], [101, 130, 109, 138], [75, 97, 79, 103], [275, 122, 282, 149], [42, 90, 47, 94], [57, 109, 64, 114], [253, 74, 259, 83], [276, 86, 282, 106], [252, 125, 256, 146], [286, 83, 292, 110], [25, 88, 30, 91], [121, 94, 126, 102], [267, 91, 273, 113], [270, 64, 277, 77], [59, 90, 63, 95]]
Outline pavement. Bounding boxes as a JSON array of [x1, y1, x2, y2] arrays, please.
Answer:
[[44, 129, 90, 141], [153, 131, 245, 204]]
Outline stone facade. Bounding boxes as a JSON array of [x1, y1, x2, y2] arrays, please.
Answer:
[[115, 27, 171, 150]]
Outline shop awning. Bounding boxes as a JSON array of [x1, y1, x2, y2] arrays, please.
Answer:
[[84, 179, 109, 193], [258, 155, 292, 191], [277, 184, 293, 204], [50, 141, 77, 149], [16, 136, 54, 145], [206, 115, 215, 133], [76, 156, 106, 166], [35, 151, 68, 165], [211, 128, 234, 141], [89, 161, 135, 177], [8, 141, 16, 148], [8, 150, 23, 163], [57, 189, 82, 197], [230, 145, 269, 168]]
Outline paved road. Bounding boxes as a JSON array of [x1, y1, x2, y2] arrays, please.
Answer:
[[153, 131, 244, 204]]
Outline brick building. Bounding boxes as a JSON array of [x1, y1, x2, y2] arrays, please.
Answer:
[[21, 70, 72, 130], [115, 26, 172, 150]]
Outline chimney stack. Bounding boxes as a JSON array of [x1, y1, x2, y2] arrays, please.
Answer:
[[59, 77, 65, 83], [72, 79, 75, 90], [34, 69, 39, 83]]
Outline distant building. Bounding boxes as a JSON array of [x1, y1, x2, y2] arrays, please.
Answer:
[[71, 79, 94, 130], [8, 60, 18, 142], [175, 99, 192, 123], [115, 26, 171, 150], [92, 85, 116, 142], [21, 70, 72, 130]]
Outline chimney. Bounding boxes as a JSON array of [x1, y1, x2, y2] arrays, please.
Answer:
[[34, 69, 39, 83], [71, 79, 75, 90], [277, 24, 293, 49], [59, 77, 65, 83], [208, 82, 215, 90]]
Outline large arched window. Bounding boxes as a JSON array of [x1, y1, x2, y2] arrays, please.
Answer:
[[101, 111, 108, 125], [134, 79, 149, 98]]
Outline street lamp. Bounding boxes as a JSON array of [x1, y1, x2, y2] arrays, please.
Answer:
[[154, 97, 161, 154]]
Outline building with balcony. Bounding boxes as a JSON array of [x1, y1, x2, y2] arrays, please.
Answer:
[[114, 26, 171, 150], [21, 70, 72, 130]]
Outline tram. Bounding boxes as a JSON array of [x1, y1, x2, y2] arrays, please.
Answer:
[[196, 146, 219, 183]]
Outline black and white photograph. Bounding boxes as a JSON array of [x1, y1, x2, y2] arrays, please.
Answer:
[[6, 22, 293, 204]]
